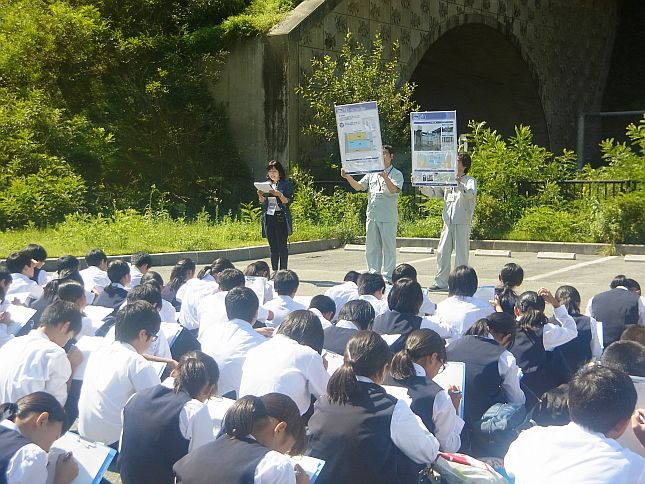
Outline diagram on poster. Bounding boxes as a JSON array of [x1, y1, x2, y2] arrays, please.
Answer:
[[411, 111, 458, 186], [335, 101, 385, 175]]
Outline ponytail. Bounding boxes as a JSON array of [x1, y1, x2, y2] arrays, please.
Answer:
[[197, 258, 234, 280], [466, 312, 516, 346], [169, 258, 196, 291], [173, 351, 219, 399], [0, 402, 19, 421], [495, 285, 517, 316], [554, 285, 581, 316], [391, 329, 446, 380], [1, 392, 67, 427], [516, 291, 548, 330]]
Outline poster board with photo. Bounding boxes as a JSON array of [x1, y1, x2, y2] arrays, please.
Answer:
[[411, 111, 458, 186]]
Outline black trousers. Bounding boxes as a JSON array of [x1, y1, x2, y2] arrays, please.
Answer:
[[265, 211, 289, 270]]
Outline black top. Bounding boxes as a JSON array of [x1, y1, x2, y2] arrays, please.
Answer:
[[323, 325, 357, 355], [391, 375, 443, 434], [548, 314, 593, 383], [373, 310, 422, 353], [0, 425, 31, 484], [591, 288, 640, 346], [94, 285, 128, 309]]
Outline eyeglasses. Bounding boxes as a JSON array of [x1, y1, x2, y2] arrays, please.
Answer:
[[146, 332, 158, 342], [438, 361, 447, 374]]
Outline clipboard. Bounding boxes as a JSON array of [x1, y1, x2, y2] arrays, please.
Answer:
[[434, 361, 466, 417], [82, 305, 113, 323], [254, 181, 272, 193], [46, 432, 116, 484], [159, 322, 183, 348], [245, 276, 267, 305], [6, 304, 37, 334], [291, 455, 325, 484], [323, 351, 344, 376]]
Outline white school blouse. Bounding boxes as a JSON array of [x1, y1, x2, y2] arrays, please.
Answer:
[[177, 279, 219, 330], [0, 420, 48, 484], [79, 266, 110, 294], [358, 294, 389, 317], [198, 292, 271, 340], [308, 308, 333, 329], [263, 295, 307, 328], [0, 330, 71, 405], [428, 295, 493, 337], [7, 273, 43, 301], [325, 281, 359, 319]]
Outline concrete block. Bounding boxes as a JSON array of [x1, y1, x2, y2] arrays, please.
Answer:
[[475, 249, 511, 257], [399, 247, 434, 254], [625, 255, 645, 262], [537, 252, 576, 260], [344, 244, 366, 252]]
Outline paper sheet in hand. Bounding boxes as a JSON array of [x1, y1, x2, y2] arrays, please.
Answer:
[[205, 396, 236, 438], [151, 361, 167, 379], [291, 455, 325, 484], [254, 182, 273, 193], [6, 304, 36, 329], [46, 432, 116, 484], [324, 350, 344, 376], [245, 276, 267, 305], [72, 337, 109, 380], [380, 333, 402, 346], [83, 305, 113, 323], [434, 361, 466, 417], [159, 322, 183, 347], [6, 291, 34, 305]]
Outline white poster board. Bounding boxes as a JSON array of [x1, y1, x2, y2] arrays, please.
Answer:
[[411, 111, 458, 186], [335, 101, 385, 175]]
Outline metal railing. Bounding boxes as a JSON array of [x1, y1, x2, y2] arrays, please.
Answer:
[[517, 179, 639, 200]]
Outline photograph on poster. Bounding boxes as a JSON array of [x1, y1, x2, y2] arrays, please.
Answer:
[[335, 101, 385, 174], [411, 110, 458, 186]]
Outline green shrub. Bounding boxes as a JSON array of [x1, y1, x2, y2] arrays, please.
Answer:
[[508, 206, 592, 242], [471, 193, 517, 240], [589, 192, 645, 244]]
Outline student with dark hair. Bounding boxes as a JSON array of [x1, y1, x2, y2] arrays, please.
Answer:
[[391, 263, 436, 316], [258, 160, 295, 272], [196, 258, 235, 285], [308, 295, 335, 329], [174, 393, 308, 484], [0, 269, 13, 348], [5, 250, 43, 302], [307, 331, 440, 483], [78, 301, 161, 446], [23, 244, 48, 286], [622, 325, 645, 346], [93, 260, 130, 309], [324, 270, 360, 320], [511, 288, 578, 407], [357, 272, 388, 316], [494, 262, 524, 316], [427, 266, 492, 337], [264, 270, 306, 328], [79, 248, 110, 295], [120, 351, 219, 483], [240, 310, 328, 416], [162, 258, 197, 311], [140, 271, 178, 324], [0, 301, 83, 406], [244, 260, 274, 303], [530, 384, 570, 427], [505, 365, 645, 482], [390, 329, 463, 452], [200, 287, 268, 398], [0, 391, 79, 484], [585, 274, 644, 347], [129, 251, 152, 288], [323, 299, 375, 355]]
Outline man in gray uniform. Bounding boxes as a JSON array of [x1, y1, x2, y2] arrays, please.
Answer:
[[420, 153, 477, 290], [341, 145, 404, 282]]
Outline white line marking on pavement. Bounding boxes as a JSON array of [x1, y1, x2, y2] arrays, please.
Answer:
[[525, 256, 617, 281], [407, 256, 436, 265]]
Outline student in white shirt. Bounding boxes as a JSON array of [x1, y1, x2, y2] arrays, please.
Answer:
[[93, 260, 130, 309], [201, 287, 268, 398], [161, 258, 196, 311], [77, 301, 161, 445], [323, 299, 375, 355], [307, 331, 440, 483], [357, 272, 389, 316], [308, 295, 335, 330], [240, 310, 329, 416], [140, 271, 177, 323], [0, 391, 79, 484], [128, 252, 152, 288], [505, 365, 645, 483], [263, 270, 306, 328], [391, 264, 436, 316], [195, 257, 235, 286], [5, 251, 43, 302], [119, 351, 220, 484], [324, 270, 360, 320], [0, 270, 14, 349], [244, 261, 274, 303], [78, 248, 110, 296], [174, 393, 309, 484], [0, 301, 83, 406], [23, 244, 48, 287]]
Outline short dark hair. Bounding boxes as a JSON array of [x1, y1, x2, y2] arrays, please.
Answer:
[[85, 248, 107, 267], [197, 258, 234, 280], [516, 291, 548, 329], [56, 281, 85, 304], [56, 255, 80, 274], [610, 274, 628, 289], [601, 341, 645, 377], [266, 160, 286, 180], [357, 272, 386, 296], [337, 299, 375, 330], [40, 300, 83, 335], [126, 283, 162, 310], [274, 270, 299, 296], [621, 326, 645, 346], [173, 351, 219, 399], [387, 278, 423, 314], [23, 244, 47, 262], [382, 145, 394, 156], [458, 152, 472, 174], [392, 263, 417, 284], [499, 263, 523, 287], [218, 269, 246, 291], [448, 265, 478, 297], [131, 251, 152, 269], [343, 271, 360, 284], [277, 310, 324, 354], [531, 384, 570, 427], [624, 278, 641, 292], [115, 300, 161, 343], [309, 295, 336, 316], [568, 365, 636, 434], [107, 260, 130, 284], [141, 271, 164, 288], [243, 261, 271, 278], [225, 287, 259, 322], [5, 251, 32, 274]]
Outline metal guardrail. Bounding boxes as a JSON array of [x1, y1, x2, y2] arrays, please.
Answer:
[[517, 179, 639, 199]]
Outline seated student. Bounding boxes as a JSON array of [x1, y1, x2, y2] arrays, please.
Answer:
[[391, 263, 435, 316], [585, 274, 644, 347], [240, 310, 328, 416], [529, 384, 570, 427], [427, 266, 492, 337], [263, 270, 306, 328], [201, 287, 268, 398], [197, 269, 246, 340], [78, 301, 161, 446], [494, 262, 524, 316], [79, 248, 110, 295], [307, 331, 440, 483], [5, 251, 43, 302], [323, 299, 374, 356], [547, 285, 603, 383], [119, 351, 220, 484], [510, 288, 578, 408], [244, 260, 275, 303], [622, 325, 645, 346], [93, 260, 130, 309], [390, 329, 464, 452], [0, 392, 79, 484], [0, 301, 82, 406], [140, 271, 178, 323], [356, 272, 389, 317], [505, 365, 645, 483], [194, 257, 235, 287], [23, 244, 48, 286], [174, 393, 308, 484], [325, 270, 360, 320], [601, 340, 645, 457], [446, 313, 525, 444], [128, 251, 152, 288], [0, 269, 13, 348], [162, 258, 197, 311], [30, 264, 88, 330], [308, 295, 335, 330]]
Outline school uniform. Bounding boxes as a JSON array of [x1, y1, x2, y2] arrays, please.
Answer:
[[307, 376, 440, 484], [0, 325, 13, 349], [428, 295, 493, 338], [262, 294, 306, 328], [323, 320, 359, 355], [0, 330, 71, 405], [324, 281, 359, 320], [505, 422, 645, 483], [79, 266, 110, 294], [177, 279, 219, 331], [198, 292, 271, 340], [159, 299, 177, 324], [239, 334, 329, 415], [308, 308, 332, 330], [391, 363, 464, 452], [78, 341, 160, 445], [358, 294, 389, 317], [585, 286, 644, 346], [127, 265, 144, 289], [93, 283, 128, 309], [31, 267, 48, 287], [6, 273, 43, 302], [373, 310, 422, 352], [0, 420, 48, 484], [174, 434, 297, 484]]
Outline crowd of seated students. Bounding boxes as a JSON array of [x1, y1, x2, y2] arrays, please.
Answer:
[[1, 244, 645, 483]]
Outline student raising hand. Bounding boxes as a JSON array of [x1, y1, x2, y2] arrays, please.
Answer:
[[537, 287, 560, 307]]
